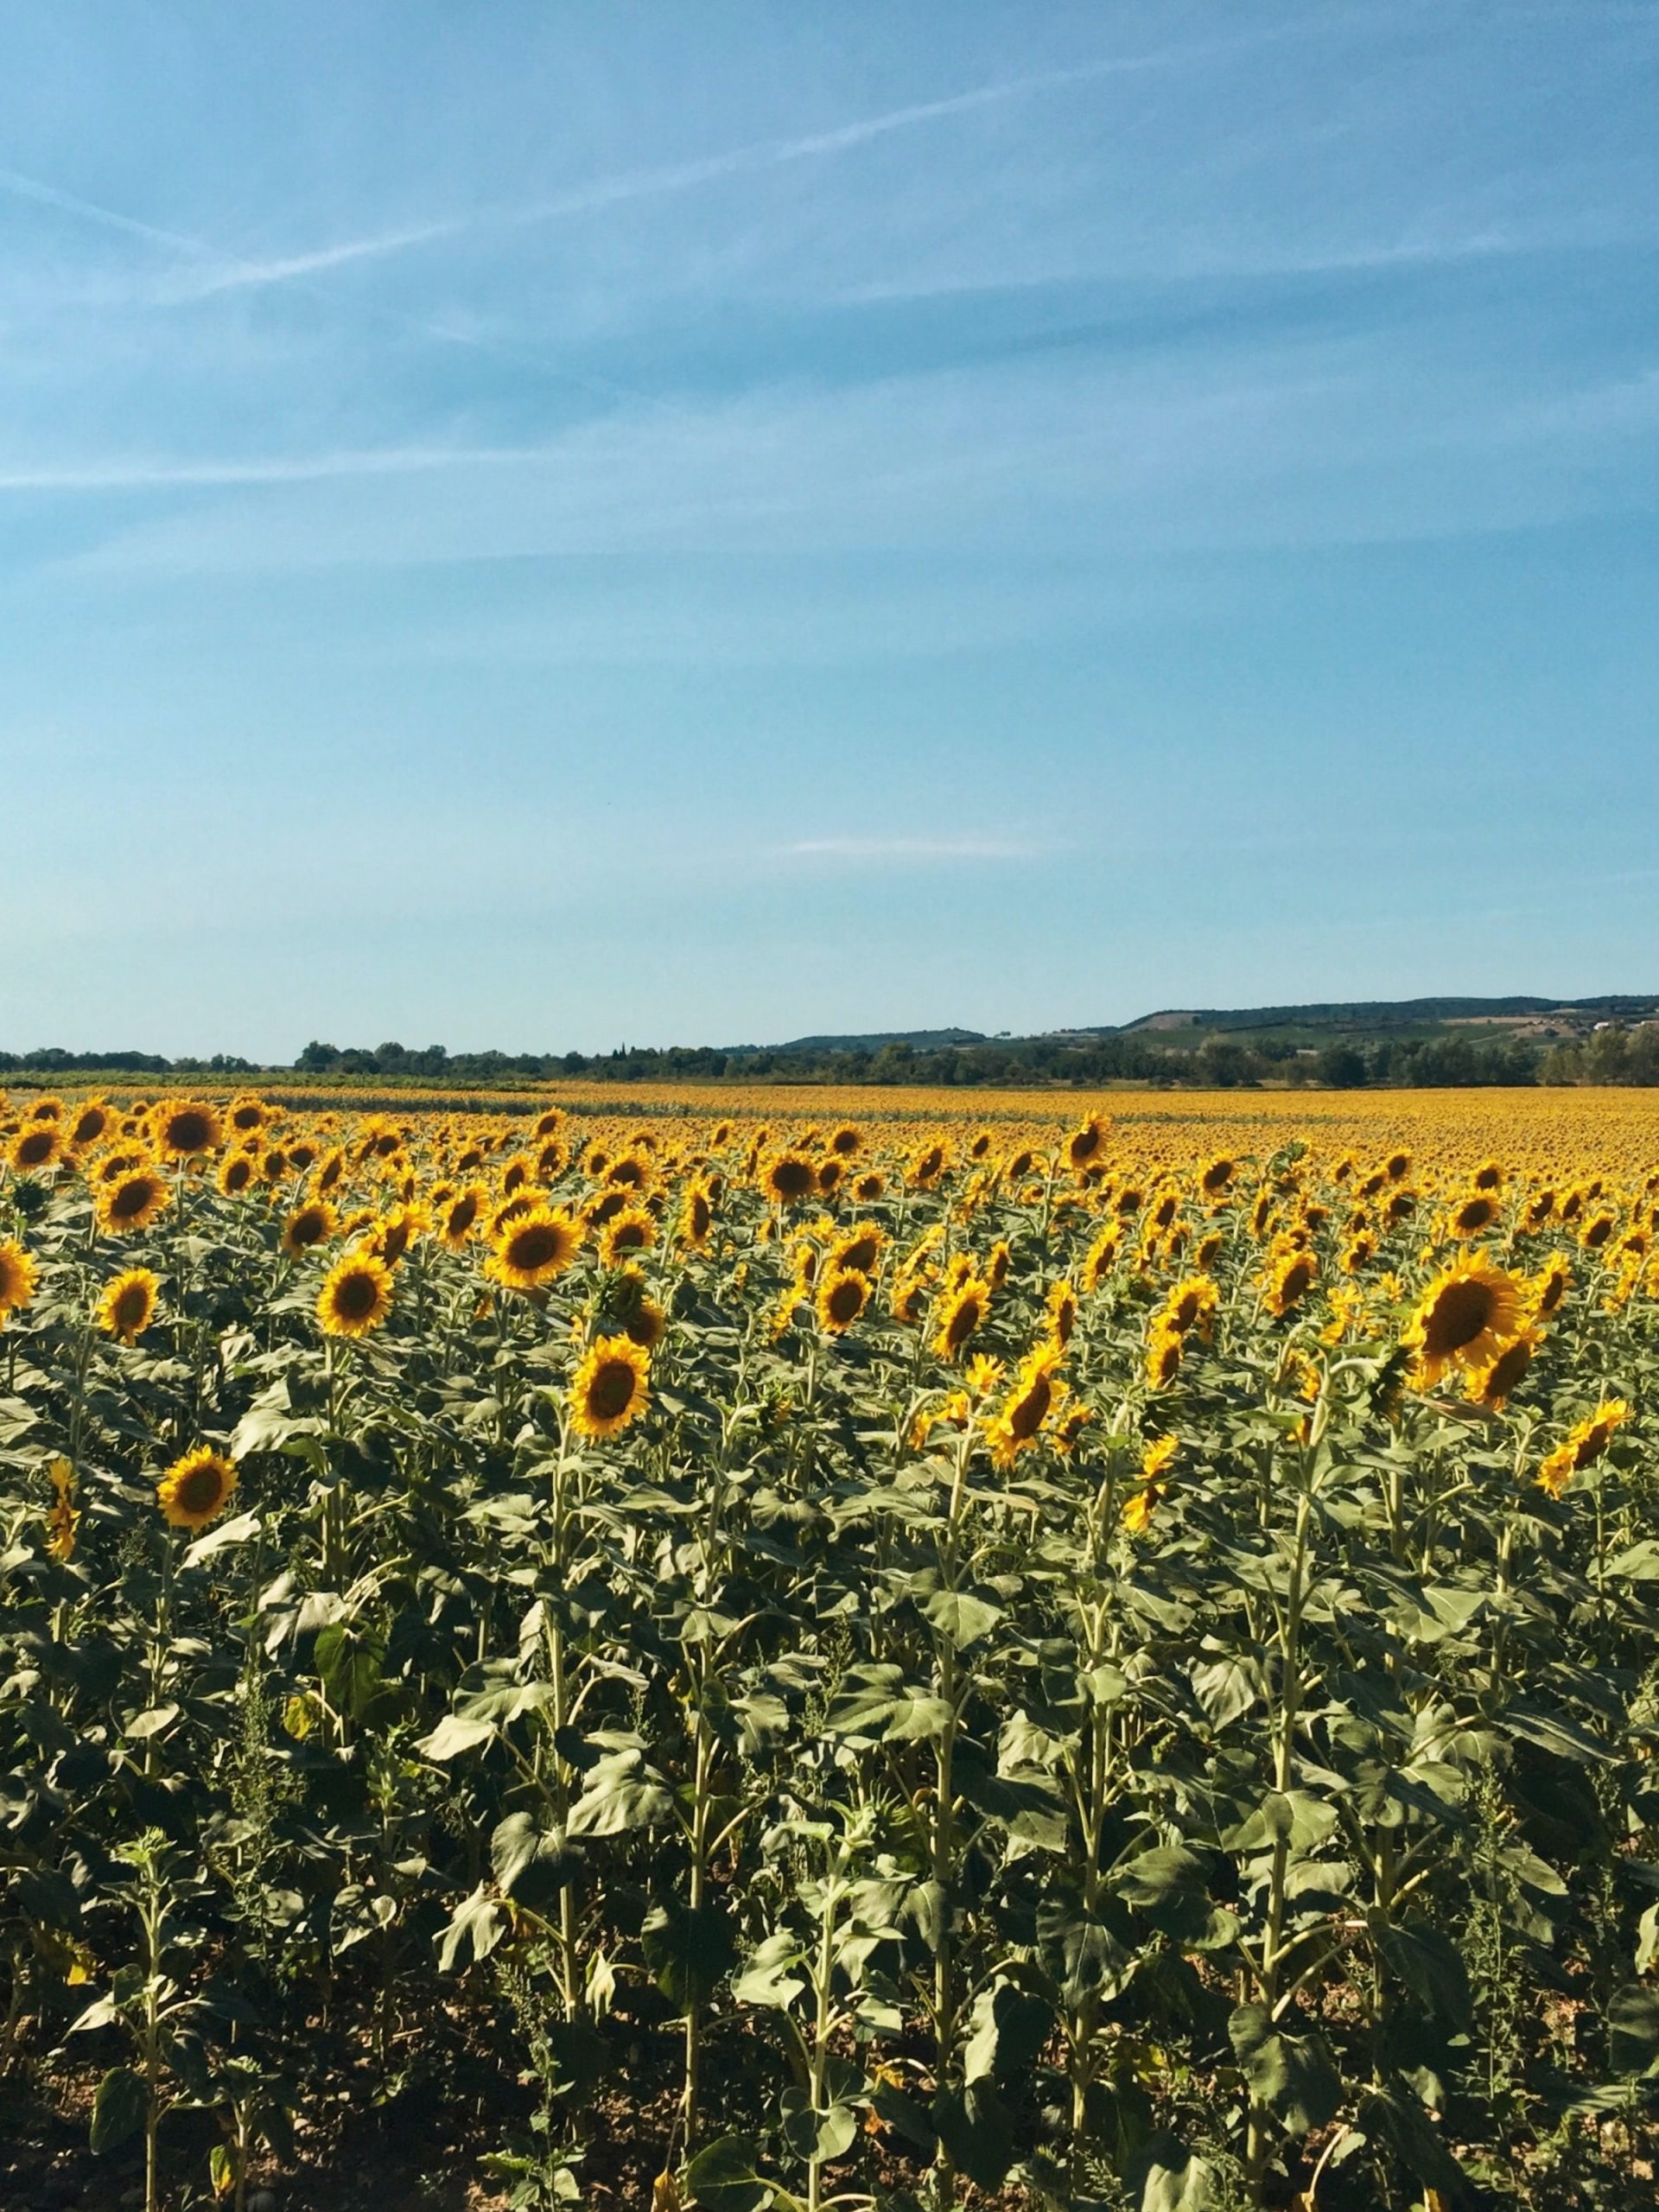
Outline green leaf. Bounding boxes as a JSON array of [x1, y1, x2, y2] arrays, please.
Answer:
[[731, 1931, 807, 2010], [684, 2134, 773, 2211], [642, 1897, 737, 2012], [181, 1509, 262, 1566], [435, 1885, 505, 1974], [567, 1750, 673, 1835], [315, 1621, 386, 1722], [90, 2066, 147, 2155], [963, 1980, 1054, 2087], [1125, 2133, 1213, 2212], [1608, 1984, 1659, 2076], [1377, 1921, 1472, 2029], [919, 1586, 1001, 1649], [933, 2082, 1014, 2190], [1190, 1656, 1258, 1729], [490, 1812, 573, 1910], [416, 1712, 497, 1762], [1228, 2005, 1340, 2138]]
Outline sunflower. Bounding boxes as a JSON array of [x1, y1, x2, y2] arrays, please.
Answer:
[[1445, 1192, 1500, 1240], [536, 1139, 569, 1181], [570, 1333, 651, 1440], [1046, 1280, 1078, 1349], [46, 1456, 79, 1563], [1522, 1190, 1556, 1230], [1580, 1211, 1617, 1252], [10, 1124, 61, 1173], [1160, 1276, 1217, 1338], [828, 1124, 861, 1158], [1536, 1399, 1630, 1498], [854, 1172, 886, 1203], [489, 1205, 583, 1291], [987, 1344, 1063, 1467], [985, 1239, 1012, 1292], [1082, 1226, 1120, 1293], [218, 1151, 257, 1197], [282, 1201, 337, 1258], [67, 1100, 112, 1152], [439, 1185, 489, 1250], [0, 1237, 39, 1323], [1403, 1257, 1524, 1385], [97, 1166, 171, 1235], [227, 1096, 269, 1134], [1066, 1116, 1109, 1173], [931, 1275, 989, 1359], [97, 1268, 160, 1345], [679, 1182, 715, 1250], [604, 1152, 652, 1192], [316, 1251, 395, 1338], [830, 1223, 884, 1278], [761, 1153, 817, 1207], [1264, 1249, 1318, 1318], [817, 1267, 872, 1335], [623, 1293, 668, 1352], [1530, 1255, 1572, 1318], [1467, 1327, 1539, 1410], [156, 1446, 238, 1530], [1199, 1155, 1236, 1198], [533, 1107, 566, 1140], [369, 1204, 426, 1268], [1146, 1323, 1183, 1391], [909, 1142, 949, 1191], [152, 1099, 221, 1159], [599, 1206, 657, 1267]]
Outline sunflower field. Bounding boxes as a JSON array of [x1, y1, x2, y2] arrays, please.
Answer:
[[2, 1086, 1658, 2212]]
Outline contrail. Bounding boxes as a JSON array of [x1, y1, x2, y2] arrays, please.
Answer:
[[0, 42, 1217, 302]]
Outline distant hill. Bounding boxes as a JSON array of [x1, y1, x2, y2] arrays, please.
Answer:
[[1116, 995, 1658, 1036], [769, 1027, 988, 1054]]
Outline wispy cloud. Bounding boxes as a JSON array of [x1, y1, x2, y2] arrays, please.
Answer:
[[0, 35, 1262, 308], [785, 836, 1039, 862], [0, 444, 539, 493]]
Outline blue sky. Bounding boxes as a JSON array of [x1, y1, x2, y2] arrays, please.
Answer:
[[3, 1, 1656, 1058]]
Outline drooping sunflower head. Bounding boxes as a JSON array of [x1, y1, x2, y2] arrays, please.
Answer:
[[282, 1201, 337, 1258], [1405, 1257, 1524, 1384], [931, 1275, 990, 1360], [570, 1332, 651, 1440], [0, 1238, 39, 1321], [152, 1099, 222, 1160], [1467, 1328, 1539, 1410], [156, 1446, 238, 1531], [98, 1267, 160, 1345], [490, 1205, 583, 1292], [1066, 1116, 1109, 1173], [1532, 1255, 1572, 1317], [1046, 1280, 1078, 1349], [97, 1166, 171, 1235], [316, 1251, 396, 1338], [909, 1142, 949, 1192], [680, 1182, 715, 1250]]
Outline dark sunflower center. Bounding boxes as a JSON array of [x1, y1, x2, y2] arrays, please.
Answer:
[[771, 1160, 812, 1198], [828, 1278, 863, 1323], [113, 1286, 149, 1330], [167, 1112, 212, 1151], [509, 1226, 560, 1271], [333, 1271, 380, 1319], [176, 1464, 224, 1515], [588, 1361, 637, 1421], [111, 1179, 155, 1219], [18, 1131, 55, 1165], [1010, 1376, 1052, 1439], [1425, 1280, 1495, 1353]]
